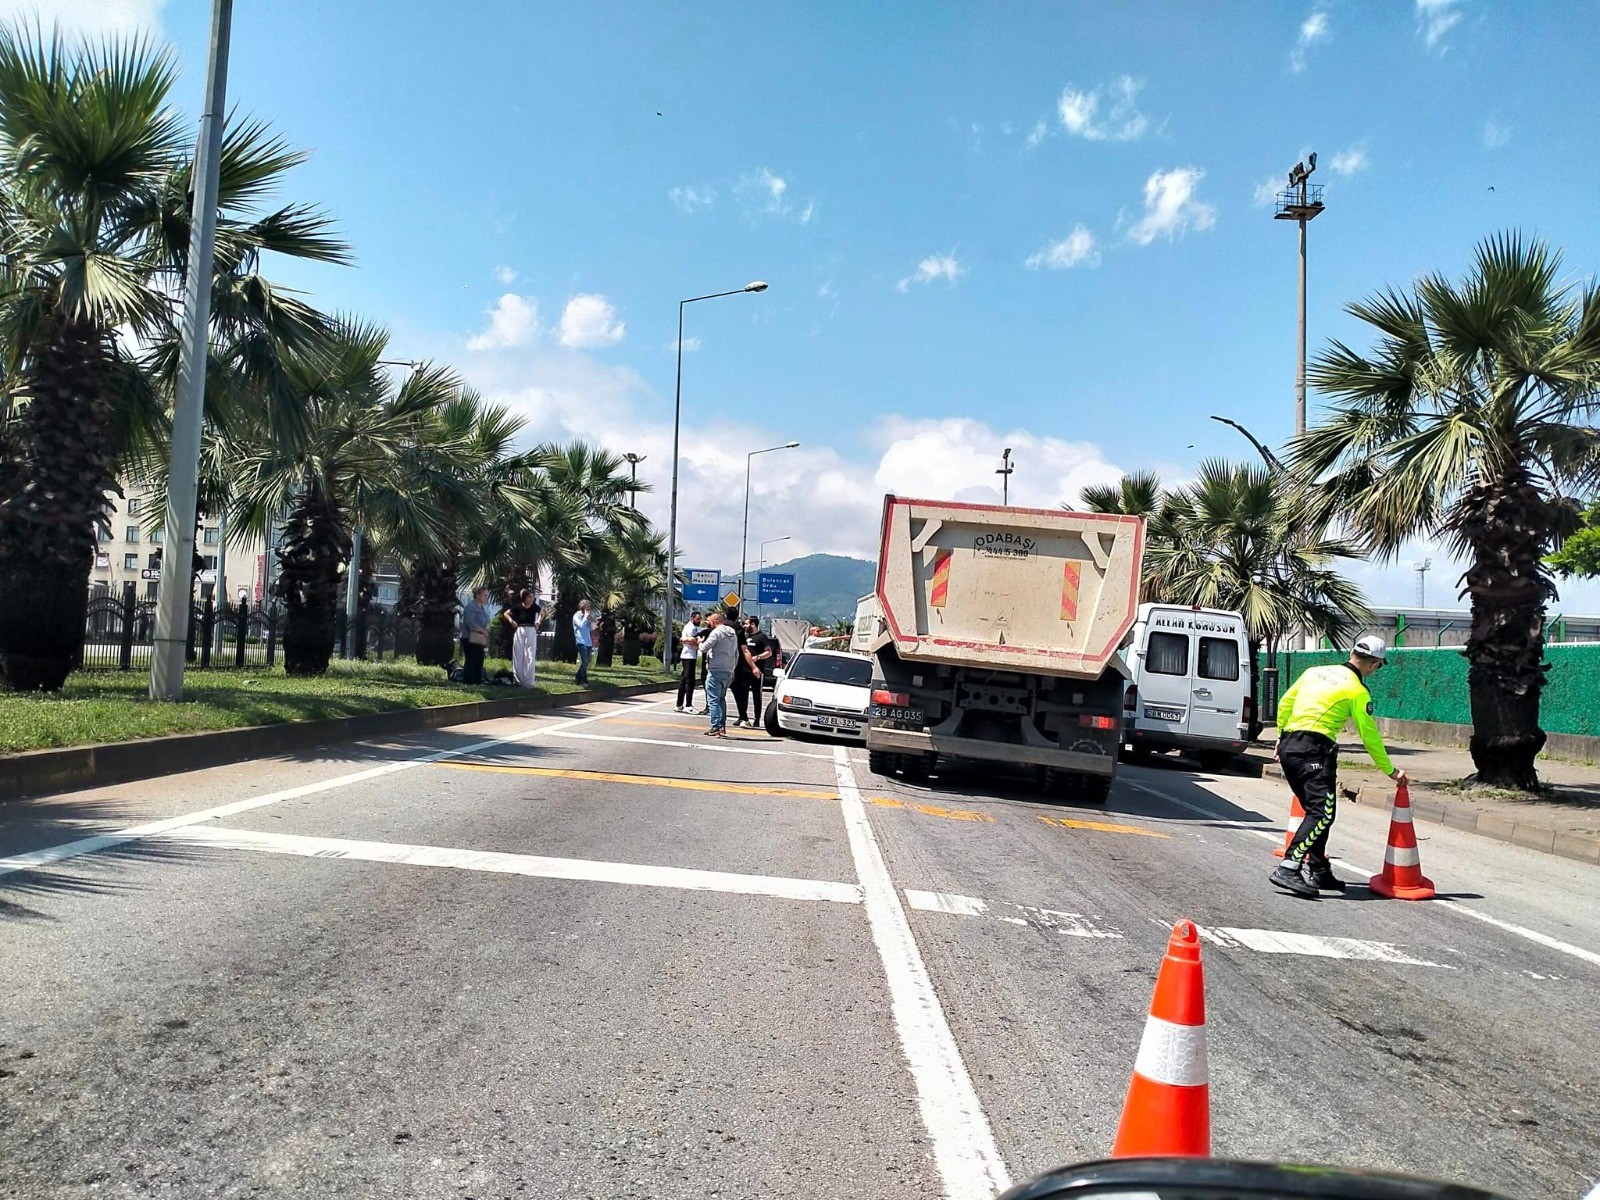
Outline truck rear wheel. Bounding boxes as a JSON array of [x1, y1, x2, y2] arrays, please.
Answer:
[[901, 754, 933, 783], [867, 750, 899, 776], [1075, 774, 1113, 806], [1042, 768, 1112, 806]]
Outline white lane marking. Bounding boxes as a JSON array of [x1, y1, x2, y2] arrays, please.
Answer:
[[905, 891, 1123, 939], [1132, 1014, 1208, 1087], [157, 825, 863, 905], [0, 700, 668, 878], [833, 746, 1011, 1200], [548, 730, 834, 760], [1125, 780, 1282, 841], [906, 890, 989, 917], [1194, 925, 1452, 968], [1128, 775, 1600, 973], [1436, 901, 1600, 969]]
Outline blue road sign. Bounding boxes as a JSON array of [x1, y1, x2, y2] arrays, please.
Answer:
[[682, 569, 721, 603], [758, 572, 795, 606]]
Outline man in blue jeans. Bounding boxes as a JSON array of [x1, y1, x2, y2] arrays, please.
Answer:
[[698, 612, 750, 737], [573, 598, 594, 686]]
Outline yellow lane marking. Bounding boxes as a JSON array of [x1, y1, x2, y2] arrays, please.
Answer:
[[868, 797, 994, 823], [1037, 815, 1170, 838], [435, 760, 834, 799]]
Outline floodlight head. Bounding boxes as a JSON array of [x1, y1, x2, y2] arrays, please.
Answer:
[[744, 281, 769, 292], [1308, 151, 1318, 172]]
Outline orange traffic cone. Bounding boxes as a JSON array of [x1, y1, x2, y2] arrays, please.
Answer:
[[1368, 783, 1435, 900], [1273, 793, 1308, 859], [1112, 920, 1210, 1158]]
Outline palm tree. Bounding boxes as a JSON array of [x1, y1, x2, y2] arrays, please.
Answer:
[[1294, 233, 1600, 789], [228, 324, 468, 675], [1078, 470, 1164, 520], [0, 29, 344, 690]]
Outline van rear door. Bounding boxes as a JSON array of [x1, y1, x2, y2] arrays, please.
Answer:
[[1186, 626, 1247, 744], [1136, 622, 1193, 736]]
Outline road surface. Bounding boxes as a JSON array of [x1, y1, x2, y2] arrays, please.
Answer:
[[3, 694, 1597, 1198]]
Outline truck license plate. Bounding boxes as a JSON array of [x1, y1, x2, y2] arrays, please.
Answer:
[[814, 715, 860, 730], [1144, 705, 1184, 723], [873, 705, 923, 726]]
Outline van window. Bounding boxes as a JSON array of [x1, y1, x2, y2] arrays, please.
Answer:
[[1146, 632, 1189, 676], [1199, 636, 1240, 681]]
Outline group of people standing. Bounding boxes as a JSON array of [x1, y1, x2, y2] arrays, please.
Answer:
[[456, 588, 595, 688], [675, 610, 774, 737]]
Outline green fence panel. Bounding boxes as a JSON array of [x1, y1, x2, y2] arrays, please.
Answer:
[[1261, 643, 1600, 737]]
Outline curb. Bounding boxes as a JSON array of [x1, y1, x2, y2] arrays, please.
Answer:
[[0, 680, 674, 803], [1254, 758, 1600, 867]]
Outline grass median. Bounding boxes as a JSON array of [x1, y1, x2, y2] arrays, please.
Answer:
[[0, 657, 673, 755]]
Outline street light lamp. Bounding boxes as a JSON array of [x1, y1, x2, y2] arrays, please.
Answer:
[[738, 441, 800, 610], [996, 447, 1015, 505], [662, 282, 769, 659], [623, 452, 646, 509]]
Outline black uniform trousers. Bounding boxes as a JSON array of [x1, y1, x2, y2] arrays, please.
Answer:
[[731, 671, 762, 723], [677, 658, 697, 708], [1279, 729, 1339, 865]]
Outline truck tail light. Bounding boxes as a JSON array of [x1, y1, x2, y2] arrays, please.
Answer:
[[872, 689, 910, 707], [1079, 714, 1119, 730]]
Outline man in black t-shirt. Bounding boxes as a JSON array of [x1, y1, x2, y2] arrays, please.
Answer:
[[731, 617, 774, 727]]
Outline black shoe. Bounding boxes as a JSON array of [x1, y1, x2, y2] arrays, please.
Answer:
[[1269, 864, 1320, 900], [1305, 861, 1347, 892]]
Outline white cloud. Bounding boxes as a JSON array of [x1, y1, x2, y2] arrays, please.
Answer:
[[1057, 76, 1149, 142], [1252, 175, 1283, 207], [1026, 225, 1101, 271], [1290, 7, 1330, 72], [1416, 0, 1463, 50], [1024, 119, 1049, 149], [466, 293, 538, 352], [1482, 120, 1511, 149], [669, 184, 715, 213], [737, 167, 788, 215], [1125, 167, 1216, 246], [493, 265, 517, 285], [799, 200, 816, 224], [896, 254, 967, 293], [1329, 145, 1369, 175], [557, 293, 625, 349], [666, 335, 701, 354], [0, 0, 163, 34]]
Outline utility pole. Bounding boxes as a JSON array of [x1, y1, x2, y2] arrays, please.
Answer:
[[1274, 153, 1324, 437], [149, 0, 232, 700], [1414, 558, 1432, 609], [996, 447, 1014, 505]]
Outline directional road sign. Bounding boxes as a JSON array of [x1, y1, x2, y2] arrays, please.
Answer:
[[682, 569, 721, 603], [758, 572, 795, 606]]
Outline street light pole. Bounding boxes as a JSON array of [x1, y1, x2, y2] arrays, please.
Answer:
[[996, 447, 1014, 505], [738, 441, 799, 611], [662, 281, 768, 661], [1274, 153, 1324, 438], [150, 0, 232, 701], [624, 452, 646, 509]]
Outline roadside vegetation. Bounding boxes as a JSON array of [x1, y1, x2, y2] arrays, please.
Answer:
[[0, 657, 670, 755]]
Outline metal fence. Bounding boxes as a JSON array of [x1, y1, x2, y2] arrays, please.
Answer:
[[80, 585, 421, 671]]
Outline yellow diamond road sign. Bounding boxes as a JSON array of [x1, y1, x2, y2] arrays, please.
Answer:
[[724, 591, 741, 609]]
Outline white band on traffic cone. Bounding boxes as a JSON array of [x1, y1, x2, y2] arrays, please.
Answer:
[[1131, 1014, 1208, 1088]]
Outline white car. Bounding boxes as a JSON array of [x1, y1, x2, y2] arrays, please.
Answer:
[[764, 649, 874, 742]]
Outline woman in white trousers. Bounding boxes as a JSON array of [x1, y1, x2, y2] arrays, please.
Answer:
[[501, 588, 543, 687]]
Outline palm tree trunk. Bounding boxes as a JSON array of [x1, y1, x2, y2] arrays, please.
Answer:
[[551, 587, 578, 662], [276, 493, 344, 676], [0, 318, 121, 690], [1460, 471, 1552, 789], [596, 610, 617, 666], [408, 555, 460, 668]]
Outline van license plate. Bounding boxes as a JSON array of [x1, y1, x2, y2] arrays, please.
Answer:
[[1144, 705, 1184, 722]]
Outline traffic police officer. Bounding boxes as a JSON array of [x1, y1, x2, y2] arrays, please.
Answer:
[[1269, 635, 1409, 899]]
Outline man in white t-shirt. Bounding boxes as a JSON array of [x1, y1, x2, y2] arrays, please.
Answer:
[[675, 611, 703, 712]]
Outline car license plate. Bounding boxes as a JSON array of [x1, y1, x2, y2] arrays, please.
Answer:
[[814, 715, 860, 729], [1144, 705, 1185, 723]]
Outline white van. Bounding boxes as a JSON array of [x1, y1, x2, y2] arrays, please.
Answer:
[[1121, 604, 1255, 769]]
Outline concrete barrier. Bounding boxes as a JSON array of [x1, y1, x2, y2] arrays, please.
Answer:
[[0, 681, 672, 803]]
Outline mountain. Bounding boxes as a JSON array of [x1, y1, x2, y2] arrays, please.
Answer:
[[717, 553, 875, 624]]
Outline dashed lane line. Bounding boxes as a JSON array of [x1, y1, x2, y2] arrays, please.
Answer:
[[0, 699, 668, 878], [904, 890, 1123, 938], [154, 825, 863, 906]]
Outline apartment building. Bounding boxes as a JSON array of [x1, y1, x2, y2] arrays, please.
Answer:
[[89, 480, 270, 606]]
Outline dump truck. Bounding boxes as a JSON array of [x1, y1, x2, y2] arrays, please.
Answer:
[[858, 495, 1146, 803]]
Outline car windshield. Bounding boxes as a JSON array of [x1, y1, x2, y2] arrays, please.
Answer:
[[787, 654, 872, 687]]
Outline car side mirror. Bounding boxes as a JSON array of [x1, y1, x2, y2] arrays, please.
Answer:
[[773, 669, 786, 683], [1000, 1159, 1511, 1200]]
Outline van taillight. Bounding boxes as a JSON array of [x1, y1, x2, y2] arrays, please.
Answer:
[[1079, 714, 1119, 730], [873, 689, 910, 706], [1123, 686, 1138, 712]]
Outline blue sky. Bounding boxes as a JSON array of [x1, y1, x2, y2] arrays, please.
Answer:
[[35, 0, 1600, 609]]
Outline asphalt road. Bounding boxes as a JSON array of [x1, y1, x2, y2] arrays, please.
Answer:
[[2, 693, 1597, 1199]]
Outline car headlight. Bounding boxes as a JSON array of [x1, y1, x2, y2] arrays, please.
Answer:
[[782, 694, 813, 708]]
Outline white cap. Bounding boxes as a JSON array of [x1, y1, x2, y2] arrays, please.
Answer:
[[1353, 634, 1388, 662]]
